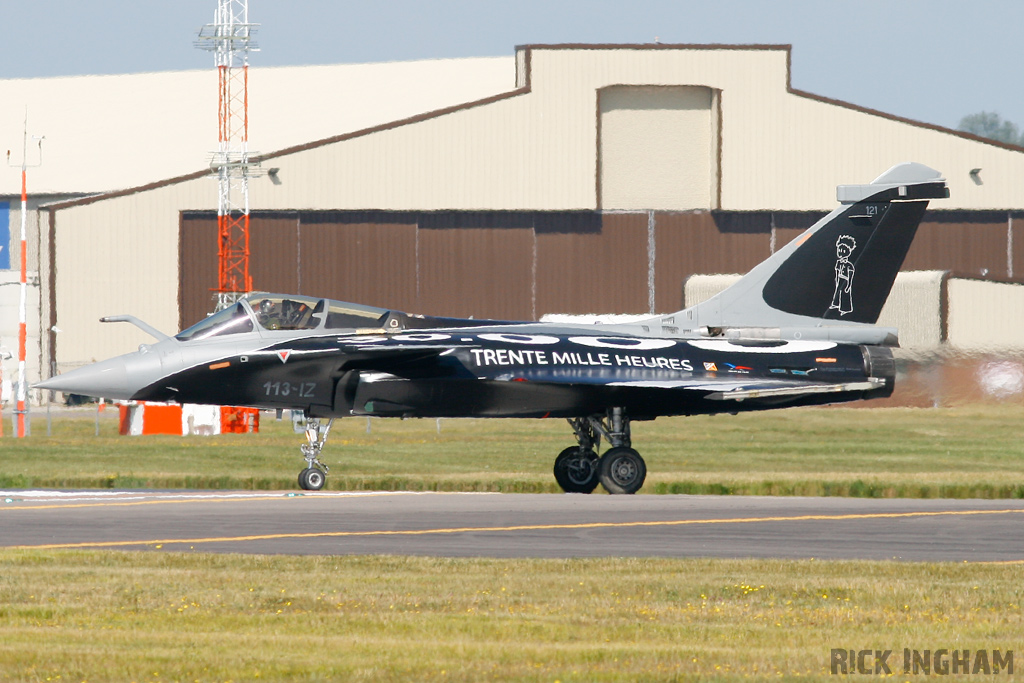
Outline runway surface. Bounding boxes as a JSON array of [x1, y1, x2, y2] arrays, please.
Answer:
[[2, 490, 1023, 561]]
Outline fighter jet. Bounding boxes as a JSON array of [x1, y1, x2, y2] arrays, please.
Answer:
[[37, 163, 948, 494]]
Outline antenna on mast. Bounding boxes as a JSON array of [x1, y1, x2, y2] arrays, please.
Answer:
[[196, 0, 261, 311]]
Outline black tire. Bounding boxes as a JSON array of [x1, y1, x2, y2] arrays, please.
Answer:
[[298, 467, 326, 491], [598, 447, 646, 495], [553, 446, 600, 493]]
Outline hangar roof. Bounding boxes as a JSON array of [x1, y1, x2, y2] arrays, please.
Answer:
[[44, 44, 1024, 214], [0, 56, 513, 196]]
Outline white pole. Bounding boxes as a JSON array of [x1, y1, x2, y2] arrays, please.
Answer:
[[9, 111, 43, 438], [16, 117, 28, 438]]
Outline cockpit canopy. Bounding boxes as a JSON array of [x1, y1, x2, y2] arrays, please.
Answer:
[[175, 293, 391, 342]]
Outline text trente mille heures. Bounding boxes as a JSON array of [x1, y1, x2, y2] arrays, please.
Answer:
[[831, 649, 1013, 675]]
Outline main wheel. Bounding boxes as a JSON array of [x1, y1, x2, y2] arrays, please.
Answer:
[[298, 467, 326, 491], [598, 447, 646, 495], [553, 446, 600, 493]]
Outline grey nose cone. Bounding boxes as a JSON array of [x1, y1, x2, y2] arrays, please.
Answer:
[[35, 356, 134, 400]]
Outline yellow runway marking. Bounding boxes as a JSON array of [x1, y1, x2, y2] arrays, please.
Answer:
[[7, 507, 1024, 551]]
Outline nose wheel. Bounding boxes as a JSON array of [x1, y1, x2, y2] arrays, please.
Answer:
[[556, 408, 646, 494], [298, 417, 333, 491], [298, 466, 326, 491]]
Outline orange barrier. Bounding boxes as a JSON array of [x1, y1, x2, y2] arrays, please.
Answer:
[[118, 403, 259, 435]]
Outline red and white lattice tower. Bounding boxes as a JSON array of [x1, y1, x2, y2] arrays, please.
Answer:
[[196, 0, 259, 311]]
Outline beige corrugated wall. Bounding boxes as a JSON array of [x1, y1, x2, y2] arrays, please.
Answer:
[[0, 58, 515, 196], [599, 86, 714, 210], [684, 274, 741, 308], [50, 178, 211, 369], [735, 93, 1024, 210], [238, 47, 1024, 212], [874, 271, 946, 350], [947, 279, 1024, 352]]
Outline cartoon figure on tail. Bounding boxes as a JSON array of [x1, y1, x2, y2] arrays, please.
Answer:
[[829, 235, 856, 316]]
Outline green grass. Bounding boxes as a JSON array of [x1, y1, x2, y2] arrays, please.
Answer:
[[3, 408, 1023, 681], [3, 404, 1024, 497], [0, 551, 1020, 682]]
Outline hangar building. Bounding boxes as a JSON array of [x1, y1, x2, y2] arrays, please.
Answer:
[[3, 44, 1024, 391]]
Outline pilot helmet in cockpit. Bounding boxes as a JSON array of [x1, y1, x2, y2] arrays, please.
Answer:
[[257, 298, 281, 329]]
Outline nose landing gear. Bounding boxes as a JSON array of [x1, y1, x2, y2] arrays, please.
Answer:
[[298, 417, 333, 491], [555, 408, 646, 495]]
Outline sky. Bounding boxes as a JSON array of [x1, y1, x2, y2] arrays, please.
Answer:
[[0, 0, 1019, 131]]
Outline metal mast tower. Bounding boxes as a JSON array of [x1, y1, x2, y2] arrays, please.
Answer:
[[6, 111, 42, 438], [196, 0, 259, 310]]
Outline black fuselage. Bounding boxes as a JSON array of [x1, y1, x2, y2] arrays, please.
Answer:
[[133, 329, 892, 420]]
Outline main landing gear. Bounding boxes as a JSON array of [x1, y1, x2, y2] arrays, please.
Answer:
[[553, 407, 647, 495], [298, 417, 333, 491]]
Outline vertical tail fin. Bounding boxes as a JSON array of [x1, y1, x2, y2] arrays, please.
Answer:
[[670, 163, 948, 335]]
